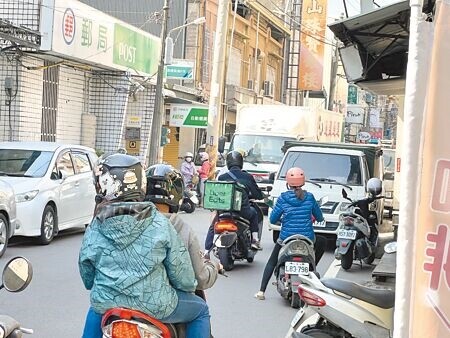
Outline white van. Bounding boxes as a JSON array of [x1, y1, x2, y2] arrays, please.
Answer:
[[268, 142, 384, 242]]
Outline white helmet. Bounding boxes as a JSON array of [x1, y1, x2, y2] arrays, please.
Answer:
[[367, 178, 382, 196], [185, 152, 193, 158], [201, 152, 209, 161]]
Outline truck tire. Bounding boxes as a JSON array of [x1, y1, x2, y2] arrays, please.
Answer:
[[341, 242, 354, 270]]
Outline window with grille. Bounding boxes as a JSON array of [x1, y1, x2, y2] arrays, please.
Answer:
[[41, 61, 59, 141]]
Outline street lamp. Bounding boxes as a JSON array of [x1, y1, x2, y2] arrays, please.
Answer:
[[147, 13, 207, 165], [164, 17, 206, 65]]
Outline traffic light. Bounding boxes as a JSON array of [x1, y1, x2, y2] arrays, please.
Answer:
[[161, 126, 171, 146]]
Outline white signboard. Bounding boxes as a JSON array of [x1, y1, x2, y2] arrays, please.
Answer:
[[346, 105, 365, 124], [369, 107, 382, 128], [358, 131, 371, 141], [169, 105, 208, 129], [41, 0, 160, 76]]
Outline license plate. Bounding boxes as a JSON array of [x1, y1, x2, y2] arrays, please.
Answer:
[[290, 307, 305, 327], [314, 221, 326, 227], [285, 261, 309, 275], [338, 229, 357, 240]]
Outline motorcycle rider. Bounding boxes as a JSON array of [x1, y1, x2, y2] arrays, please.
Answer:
[[254, 167, 326, 300], [146, 163, 221, 290], [79, 154, 210, 338], [180, 151, 196, 187], [205, 150, 264, 251]]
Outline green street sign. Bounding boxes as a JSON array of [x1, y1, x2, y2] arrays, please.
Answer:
[[169, 105, 208, 128], [348, 85, 358, 105], [166, 64, 194, 79], [113, 23, 159, 75]]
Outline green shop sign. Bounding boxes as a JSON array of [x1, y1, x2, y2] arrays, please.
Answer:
[[166, 64, 194, 79], [169, 105, 208, 128], [113, 23, 159, 75]]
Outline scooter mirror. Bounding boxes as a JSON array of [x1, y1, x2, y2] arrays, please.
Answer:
[[342, 188, 348, 199], [1, 257, 33, 293]]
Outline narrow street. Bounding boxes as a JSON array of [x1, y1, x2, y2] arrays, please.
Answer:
[[2, 209, 377, 338]]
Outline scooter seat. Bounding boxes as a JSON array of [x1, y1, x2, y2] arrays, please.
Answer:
[[219, 212, 250, 225], [321, 278, 395, 309]]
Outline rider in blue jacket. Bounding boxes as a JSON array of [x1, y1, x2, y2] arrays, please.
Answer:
[[255, 167, 325, 300]]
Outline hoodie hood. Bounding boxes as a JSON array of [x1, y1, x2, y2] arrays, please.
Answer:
[[95, 202, 156, 249]]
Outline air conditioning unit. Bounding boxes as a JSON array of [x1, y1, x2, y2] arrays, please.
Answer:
[[263, 80, 275, 98], [247, 79, 254, 90]]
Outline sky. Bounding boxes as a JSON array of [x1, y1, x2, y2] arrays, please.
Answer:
[[328, 0, 403, 19]]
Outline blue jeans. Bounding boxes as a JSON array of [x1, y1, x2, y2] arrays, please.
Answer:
[[161, 290, 210, 338], [82, 307, 102, 338], [82, 291, 210, 338]]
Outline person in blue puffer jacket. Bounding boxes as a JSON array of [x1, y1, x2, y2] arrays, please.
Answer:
[[254, 167, 326, 300]]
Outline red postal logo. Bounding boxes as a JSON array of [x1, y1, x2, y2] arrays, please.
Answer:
[[62, 8, 76, 45]]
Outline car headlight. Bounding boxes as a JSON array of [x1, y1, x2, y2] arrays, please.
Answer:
[[15, 190, 39, 203]]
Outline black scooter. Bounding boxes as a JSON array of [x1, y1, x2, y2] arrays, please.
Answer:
[[213, 201, 264, 271], [335, 188, 384, 270], [0, 256, 34, 337]]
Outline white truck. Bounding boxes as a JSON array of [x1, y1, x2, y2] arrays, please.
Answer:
[[268, 142, 385, 242], [228, 104, 344, 194]]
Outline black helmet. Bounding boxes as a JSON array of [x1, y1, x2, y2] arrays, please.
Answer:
[[94, 154, 147, 202], [226, 150, 244, 169], [145, 164, 184, 213]]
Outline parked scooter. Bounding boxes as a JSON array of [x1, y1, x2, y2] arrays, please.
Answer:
[[274, 196, 328, 309], [335, 178, 384, 270], [0, 256, 34, 337], [287, 244, 396, 338], [180, 182, 199, 214], [213, 201, 264, 271]]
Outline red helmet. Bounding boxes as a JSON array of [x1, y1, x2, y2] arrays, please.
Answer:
[[286, 167, 305, 187]]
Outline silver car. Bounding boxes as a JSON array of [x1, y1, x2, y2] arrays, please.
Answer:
[[0, 179, 17, 257]]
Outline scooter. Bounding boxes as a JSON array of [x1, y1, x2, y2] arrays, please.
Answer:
[[274, 234, 316, 309], [102, 247, 225, 338], [0, 256, 34, 337], [274, 196, 328, 308], [287, 251, 395, 337], [180, 182, 199, 214], [213, 201, 264, 271], [335, 188, 384, 270]]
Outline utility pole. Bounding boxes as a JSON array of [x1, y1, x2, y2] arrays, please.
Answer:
[[148, 0, 170, 165], [206, 0, 229, 174], [328, 15, 344, 111]]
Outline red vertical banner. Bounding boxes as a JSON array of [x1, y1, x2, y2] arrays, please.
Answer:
[[410, 2, 450, 336], [298, 0, 328, 91]]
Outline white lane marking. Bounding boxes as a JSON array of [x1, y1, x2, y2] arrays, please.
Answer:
[[323, 258, 341, 278]]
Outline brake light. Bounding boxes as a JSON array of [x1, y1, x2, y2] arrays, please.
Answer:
[[292, 257, 303, 262], [214, 219, 238, 233], [112, 321, 140, 338], [343, 217, 354, 225], [298, 286, 326, 307]]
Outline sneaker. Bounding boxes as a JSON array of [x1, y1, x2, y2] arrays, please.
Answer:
[[254, 291, 265, 300], [251, 240, 262, 251]]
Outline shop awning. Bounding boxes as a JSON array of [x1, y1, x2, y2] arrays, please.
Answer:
[[328, 0, 435, 93]]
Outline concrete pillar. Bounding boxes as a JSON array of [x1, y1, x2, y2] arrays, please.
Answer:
[[393, 95, 404, 217]]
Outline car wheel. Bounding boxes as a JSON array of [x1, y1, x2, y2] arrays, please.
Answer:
[[0, 214, 9, 258], [39, 205, 57, 245]]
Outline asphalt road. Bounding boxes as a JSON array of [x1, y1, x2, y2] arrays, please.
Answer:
[[1, 209, 377, 338]]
